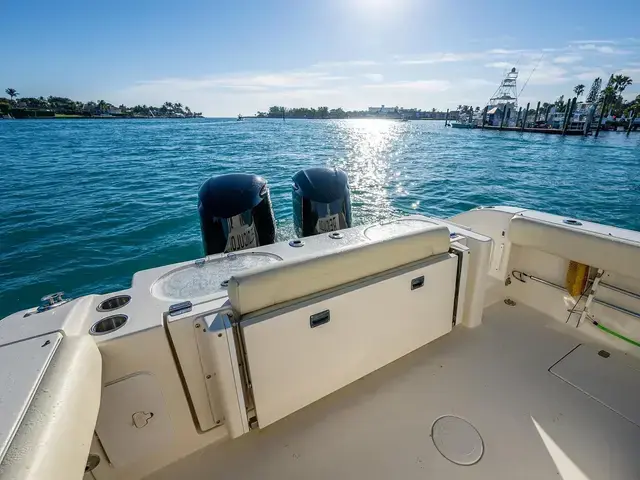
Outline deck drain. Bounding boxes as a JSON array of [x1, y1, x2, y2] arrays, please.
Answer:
[[431, 415, 484, 466]]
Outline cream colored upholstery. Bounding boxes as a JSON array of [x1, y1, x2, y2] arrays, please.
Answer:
[[0, 336, 102, 480], [228, 225, 450, 315], [509, 215, 640, 280]]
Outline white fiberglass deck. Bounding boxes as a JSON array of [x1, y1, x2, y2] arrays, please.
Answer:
[[147, 302, 640, 480]]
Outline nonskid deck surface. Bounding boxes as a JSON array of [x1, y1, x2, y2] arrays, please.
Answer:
[[147, 303, 640, 480]]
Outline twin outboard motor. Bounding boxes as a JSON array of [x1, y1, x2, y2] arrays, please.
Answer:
[[198, 173, 276, 254], [292, 167, 352, 237]]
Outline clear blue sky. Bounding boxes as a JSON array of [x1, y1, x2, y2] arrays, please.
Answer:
[[2, 0, 640, 116]]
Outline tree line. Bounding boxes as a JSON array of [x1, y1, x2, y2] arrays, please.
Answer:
[[255, 74, 639, 121], [556, 74, 636, 115], [257, 105, 456, 119], [259, 106, 346, 119], [1, 89, 202, 118]]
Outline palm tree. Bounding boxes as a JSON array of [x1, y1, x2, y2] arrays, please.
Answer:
[[573, 84, 585, 99], [96, 100, 108, 114], [5, 88, 19, 102], [613, 75, 632, 94], [601, 85, 616, 105]]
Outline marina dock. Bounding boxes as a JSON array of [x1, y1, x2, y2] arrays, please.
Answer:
[[481, 125, 587, 135], [454, 68, 639, 137]]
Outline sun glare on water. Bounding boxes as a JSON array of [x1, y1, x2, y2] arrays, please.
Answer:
[[331, 119, 409, 223]]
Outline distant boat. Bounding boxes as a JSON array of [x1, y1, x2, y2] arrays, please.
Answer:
[[237, 114, 243, 121], [451, 110, 476, 129]]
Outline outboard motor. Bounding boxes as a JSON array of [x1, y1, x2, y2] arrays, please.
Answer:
[[292, 167, 352, 237], [198, 173, 276, 254]]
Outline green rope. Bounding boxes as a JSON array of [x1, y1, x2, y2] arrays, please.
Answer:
[[595, 322, 640, 348]]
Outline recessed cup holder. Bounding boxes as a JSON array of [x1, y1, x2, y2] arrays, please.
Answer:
[[96, 295, 131, 312], [90, 315, 128, 335], [289, 239, 305, 247]]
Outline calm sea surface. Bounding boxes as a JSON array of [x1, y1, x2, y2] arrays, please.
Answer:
[[1, 118, 639, 317]]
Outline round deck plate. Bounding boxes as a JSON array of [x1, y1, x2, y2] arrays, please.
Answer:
[[431, 415, 484, 466]]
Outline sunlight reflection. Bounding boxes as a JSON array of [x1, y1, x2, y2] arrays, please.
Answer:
[[531, 416, 589, 480], [330, 119, 408, 224]]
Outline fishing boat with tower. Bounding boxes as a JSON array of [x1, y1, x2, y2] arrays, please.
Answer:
[[476, 65, 598, 136], [450, 67, 519, 129], [484, 67, 519, 127]]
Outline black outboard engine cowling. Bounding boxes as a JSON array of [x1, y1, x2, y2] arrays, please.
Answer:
[[292, 167, 352, 237], [198, 173, 276, 255]]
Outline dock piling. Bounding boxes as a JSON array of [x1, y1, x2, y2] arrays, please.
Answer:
[[561, 101, 570, 135], [627, 110, 636, 136], [534, 101, 540, 124], [521, 102, 530, 132], [444, 109, 449, 126], [481, 106, 488, 129], [595, 94, 609, 138], [584, 104, 595, 136], [562, 97, 576, 136], [544, 104, 551, 124]]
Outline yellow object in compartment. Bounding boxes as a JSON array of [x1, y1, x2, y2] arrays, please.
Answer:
[[565, 261, 589, 297]]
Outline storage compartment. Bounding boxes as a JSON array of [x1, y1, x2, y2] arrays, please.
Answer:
[[95, 373, 174, 467], [550, 344, 640, 427], [0, 332, 62, 462], [241, 254, 457, 427]]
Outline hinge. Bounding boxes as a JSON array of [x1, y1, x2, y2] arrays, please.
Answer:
[[231, 314, 257, 423]]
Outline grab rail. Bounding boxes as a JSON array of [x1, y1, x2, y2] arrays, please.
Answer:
[[600, 282, 640, 302], [593, 299, 640, 320], [511, 270, 640, 320]]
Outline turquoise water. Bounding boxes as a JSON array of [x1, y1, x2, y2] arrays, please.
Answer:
[[1, 118, 639, 317]]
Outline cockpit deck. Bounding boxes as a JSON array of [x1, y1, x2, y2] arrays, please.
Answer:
[[147, 301, 640, 480]]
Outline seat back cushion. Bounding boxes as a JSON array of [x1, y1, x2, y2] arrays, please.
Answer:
[[509, 215, 640, 280], [228, 225, 450, 315]]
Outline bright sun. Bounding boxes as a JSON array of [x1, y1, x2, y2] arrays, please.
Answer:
[[350, 0, 411, 20]]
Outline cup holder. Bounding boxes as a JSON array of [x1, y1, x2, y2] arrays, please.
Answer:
[[90, 315, 128, 335], [97, 295, 131, 312]]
